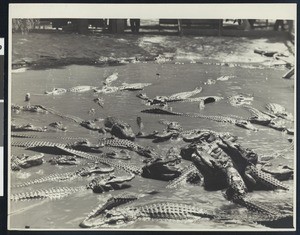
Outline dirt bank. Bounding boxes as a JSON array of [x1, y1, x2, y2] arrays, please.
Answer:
[[12, 32, 294, 70]]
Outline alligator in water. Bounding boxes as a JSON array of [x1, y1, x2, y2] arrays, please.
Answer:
[[87, 173, 135, 193], [48, 122, 68, 131], [12, 164, 115, 187], [243, 105, 293, 134], [266, 103, 293, 121], [119, 82, 152, 91], [11, 186, 87, 201], [103, 72, 118, 85], [80, 201, 214, 228], [44, 88, 67, 95], [11, 153, 44, 171], [11, 104, 49, 114], [48, 155, 82, 165], [79, 199, 290, 228], [11, 123, 48, 132], [141, 107, 258, 131], [104, 117, 136, 140]]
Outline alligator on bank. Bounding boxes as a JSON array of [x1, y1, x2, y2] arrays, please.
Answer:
[[11, 153, 44, 171], [141, 107, 258, 131], [12, 164, 115, 188]]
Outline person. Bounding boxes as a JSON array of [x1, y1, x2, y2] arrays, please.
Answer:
[[274, 20, 285, 31], [130, 19, 140, 33]]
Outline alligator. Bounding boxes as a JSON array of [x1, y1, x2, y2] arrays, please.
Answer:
[[141, 107, 258, 131], [266, 103, 293, 121], [261, 164, 293, 181], [11, 123, 48, 132], [80, 201, 215, 228], [11, 153, 44, 171], [228, 94, 253, 107], [136, 87, 203, 105], [11, 133, 88, 141], [44, 88, 67, 95], [11, 104, 49, 114], [97, 137, 159, 159], [93, 97, 104, 108], [218, 137, 289, 191], [48, 155, 82, 165], [56, 146, 143, 175], [243, 105, 293, 134], [119, 82, 152, 91], [11, 186, 87, 201], [103, 72, 118, 85], [105, 149, 131, 160], [80, 120, 103, 131], [87, 173, 135, 193], [94, 85, 119, 94], [166, 163, 201, 188], [49, 121, 67, 131], [104, 117, 136, 140], [68, 86, 96, 93], [67, 140, 103, 153], [12, 164, 115, 188], [190, 142, 288, 217], [141, 147, 182, 181]]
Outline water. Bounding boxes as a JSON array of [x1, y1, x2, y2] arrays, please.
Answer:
[[9, 62, 295, 230]]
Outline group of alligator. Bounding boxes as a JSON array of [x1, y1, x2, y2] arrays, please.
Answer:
[[10, 72, 294, 229]]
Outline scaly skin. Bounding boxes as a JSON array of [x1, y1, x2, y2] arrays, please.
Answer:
[[141, 107, 258, 131], [104, 117, 136, 141], [12, 165, 115, 188], [98, 137, 159, 158], [87, 173, 135, 193], [11, 123, 48, 132], [11, 133, 88, 141], [11, 153, 44, 171], [141, 147, 182, 181], [244, 164, 289, 191], [218, 138, 289, 190], [266, 103, 293, 121], [11, 104, 48, 114], [79, 201, 214, 228], [56, 146, 143, 175], [11, 186, 86, 201], [166, 163, 201, 188]]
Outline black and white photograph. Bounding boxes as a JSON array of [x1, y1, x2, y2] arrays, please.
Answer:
[[8, 4, 296, 231]]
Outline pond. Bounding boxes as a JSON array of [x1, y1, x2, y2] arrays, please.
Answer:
[[9, 62, 294, 230]]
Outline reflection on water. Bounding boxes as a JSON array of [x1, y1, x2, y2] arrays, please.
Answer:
[[10, 63, 294, 229]]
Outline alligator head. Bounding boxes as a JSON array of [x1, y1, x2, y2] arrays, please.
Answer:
[[11, 153, 44, 170], [234, 120, 258, 131], [48, 155, 80, 165], [67, 140, 103, 153], [80, 207, 137, 228], [104, 117, 135, 141], [142, 147, 182, 181], [87, 173, 135, 193]]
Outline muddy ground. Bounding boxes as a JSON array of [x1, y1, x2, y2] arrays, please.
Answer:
[[12, 32, 294, 70]]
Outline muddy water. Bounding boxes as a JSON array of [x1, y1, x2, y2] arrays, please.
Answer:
[[9, 62, 294, 230]]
